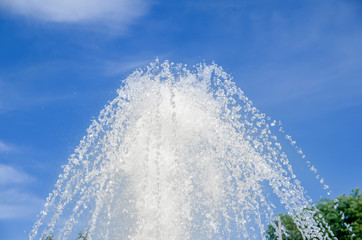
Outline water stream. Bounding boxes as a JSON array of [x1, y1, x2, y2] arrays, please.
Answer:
[[30, 60, 334, 239]]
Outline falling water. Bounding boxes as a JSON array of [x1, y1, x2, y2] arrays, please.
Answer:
[[30, 60, 336, 239]]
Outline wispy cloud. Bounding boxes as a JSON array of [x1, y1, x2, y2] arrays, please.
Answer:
[[0, 164, 33, 185], [0, 141, 15, 153], [103, 59, 154, 77], [0, 62, 78, 113], [0, 0, 150, 28], [231, 0, 362, 117], [0, 164, 41, 220], [0, 189, 43, 219]]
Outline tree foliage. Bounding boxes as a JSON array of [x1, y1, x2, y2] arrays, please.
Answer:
[[266, 214, 303, 240], [266, 188, 362, 239], [43, 235, 54, 240], [77, 231, 89, 240], [43, 231, 88, 240]]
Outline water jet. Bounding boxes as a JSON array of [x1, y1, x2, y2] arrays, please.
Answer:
[[31, 60, 336, 239]]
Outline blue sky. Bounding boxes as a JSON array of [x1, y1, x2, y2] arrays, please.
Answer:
[[0, 0, 361, 239]]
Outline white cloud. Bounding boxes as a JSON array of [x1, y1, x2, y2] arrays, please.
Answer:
[[0, 165, 41, 219], [0, 141, 14, 152], [0, 189, 43, 219], [103, 59, 152, 76], [0, 0, 150, 25], [0, 164, 33, 185], [0, 63, 80, 113]]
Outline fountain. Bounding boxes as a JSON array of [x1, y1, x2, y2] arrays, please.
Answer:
[[30, 60, 336, 239]]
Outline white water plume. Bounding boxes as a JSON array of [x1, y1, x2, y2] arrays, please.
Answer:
[[30, 60, 334, 239]]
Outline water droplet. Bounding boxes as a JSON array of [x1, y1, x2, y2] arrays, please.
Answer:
[[30, 60, 333, 240]]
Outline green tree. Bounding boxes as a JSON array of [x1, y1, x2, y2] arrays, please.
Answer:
[[266, 188, 361, 239], [77, 231, 89, 240], [266, 214, 303, 240], [43, 231, 88, 240], [317, 188, 361, 239]]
